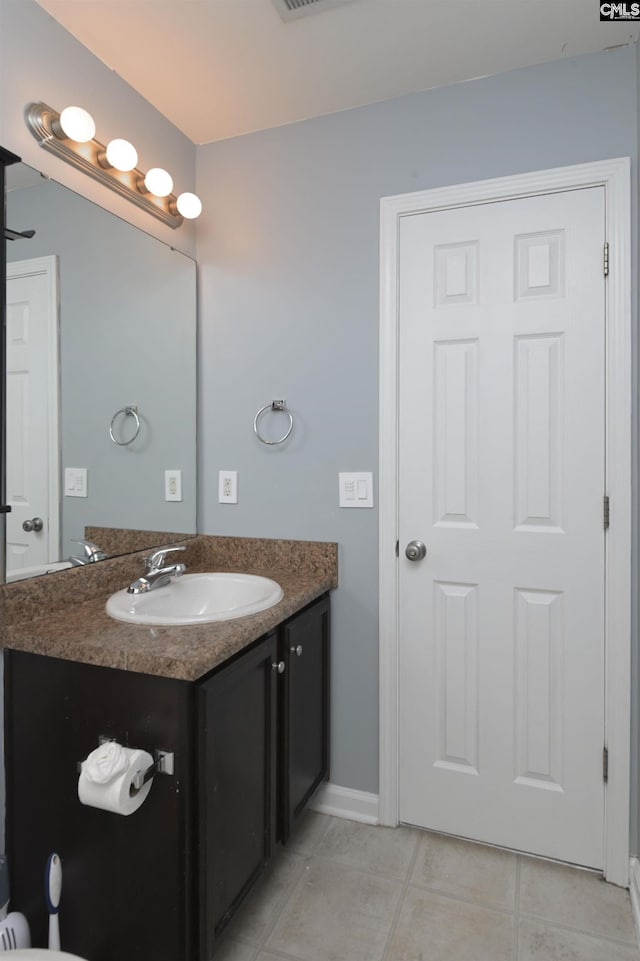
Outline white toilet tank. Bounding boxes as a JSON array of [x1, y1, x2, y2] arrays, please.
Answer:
[[6, 950, 88, 960]]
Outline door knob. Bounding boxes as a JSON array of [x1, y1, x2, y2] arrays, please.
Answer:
[[22, 517, 44, 533], [272, 661, 286, 674], [405, 540, 427, 561], [290, 644, 303, 657]]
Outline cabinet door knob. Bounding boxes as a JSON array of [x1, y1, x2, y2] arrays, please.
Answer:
[[272, 661, 286, 674], [290, 644, 303, 657]]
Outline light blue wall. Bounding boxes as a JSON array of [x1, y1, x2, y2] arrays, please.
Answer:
[[196, 47, 639, 800]]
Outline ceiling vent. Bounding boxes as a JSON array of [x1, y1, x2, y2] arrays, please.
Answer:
[[272, 0, 355, 22]]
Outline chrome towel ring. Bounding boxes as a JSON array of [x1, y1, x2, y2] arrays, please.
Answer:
[[254, 400, 294, 446], [109, 405, 141, 447]]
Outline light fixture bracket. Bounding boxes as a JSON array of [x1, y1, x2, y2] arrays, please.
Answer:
[[24, 102, 183, 229]]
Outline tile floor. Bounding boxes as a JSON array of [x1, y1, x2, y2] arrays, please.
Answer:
[[214, 813, 640, 961]]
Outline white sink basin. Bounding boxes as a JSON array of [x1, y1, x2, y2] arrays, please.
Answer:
[[106, 572, 283, 626]]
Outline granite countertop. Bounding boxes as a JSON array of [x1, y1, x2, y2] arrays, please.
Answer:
[[1, 536, 338, 682]]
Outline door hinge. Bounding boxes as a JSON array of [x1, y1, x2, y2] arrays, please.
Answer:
[[603, 495, 610, 530], [395, 540, 399, 557], [603, 745, 609, 783], [604, 242, 609, 277]]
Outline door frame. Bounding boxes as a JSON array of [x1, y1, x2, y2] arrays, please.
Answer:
[[378, 158, 631, 885], [6, 255, 60, 567]]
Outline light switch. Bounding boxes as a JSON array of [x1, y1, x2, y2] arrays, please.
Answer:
[[64, 468, 88, 498], [339, 472, 374, 508]]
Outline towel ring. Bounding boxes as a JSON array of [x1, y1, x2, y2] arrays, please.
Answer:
[[254, 400, 294, 446], [109, 406, 141, 447]]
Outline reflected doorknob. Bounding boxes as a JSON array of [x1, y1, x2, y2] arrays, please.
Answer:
[[22, 517, 44, 533], [405, 540, 427, 561]]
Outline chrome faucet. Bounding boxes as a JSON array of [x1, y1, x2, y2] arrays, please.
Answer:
[[68, 539, 108, 566], [127, 545, 187, 595]]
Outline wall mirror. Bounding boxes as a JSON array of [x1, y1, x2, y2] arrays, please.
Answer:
[[4, 162, 197, 583]]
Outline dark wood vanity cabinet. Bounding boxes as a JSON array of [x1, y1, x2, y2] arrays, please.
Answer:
[[200, 592, 330, 954], [4, 593, 330, 961]]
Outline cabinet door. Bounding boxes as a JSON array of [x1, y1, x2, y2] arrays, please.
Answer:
[[280, 595, 330, 843], [198, 631, 278, 953]]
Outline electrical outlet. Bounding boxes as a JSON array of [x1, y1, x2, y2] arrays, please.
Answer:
[[218, 470, 238, 504], [165, 469, 182, 502]]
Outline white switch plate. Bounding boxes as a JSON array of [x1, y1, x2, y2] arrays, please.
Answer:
[[165, 469, 182, 502], [339, 472, 374, 508], [219, 470, 238, 504], [64, 467, 88, 498]]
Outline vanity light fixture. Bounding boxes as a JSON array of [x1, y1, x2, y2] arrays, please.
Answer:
[[24, 102, 202, 229]]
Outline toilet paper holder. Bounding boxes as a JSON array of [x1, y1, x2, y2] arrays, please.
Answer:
[[132, 749, 174, 791], [77, 738, 175, 791]]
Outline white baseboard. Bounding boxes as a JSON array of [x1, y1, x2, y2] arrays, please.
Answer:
[[630, 858, 640, 947], [310, 782, 380, 825]]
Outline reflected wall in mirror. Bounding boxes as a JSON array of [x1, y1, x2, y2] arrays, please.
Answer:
[[5, 163, 197, 581]]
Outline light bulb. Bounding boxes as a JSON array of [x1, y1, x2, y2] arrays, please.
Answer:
[[58, 106, 96, 143], [105, 139, 138, 172], [144, 167, 173, 197], [176, 192, 202, 219]]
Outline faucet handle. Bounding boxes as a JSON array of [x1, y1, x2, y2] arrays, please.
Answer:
[[145, 545, 187, 571], [71, 539, 107, 561]]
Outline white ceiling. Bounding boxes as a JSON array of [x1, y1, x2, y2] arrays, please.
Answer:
[[36, 0, 639, 145]]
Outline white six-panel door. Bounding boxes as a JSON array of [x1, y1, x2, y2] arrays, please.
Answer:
[[6, 257, 59, 573], [397, 187, 606, 867]]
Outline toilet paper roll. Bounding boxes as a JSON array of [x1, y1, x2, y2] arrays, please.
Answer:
[[78, 748, 153, 816]]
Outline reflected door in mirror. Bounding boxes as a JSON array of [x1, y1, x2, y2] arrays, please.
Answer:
[[6, 256, 59, 573]]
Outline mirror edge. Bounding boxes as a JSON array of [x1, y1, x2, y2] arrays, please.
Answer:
[[1, 146, 23, 586]]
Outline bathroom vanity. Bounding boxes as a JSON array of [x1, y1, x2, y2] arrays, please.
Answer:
[[2, 535, 336, 961]]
